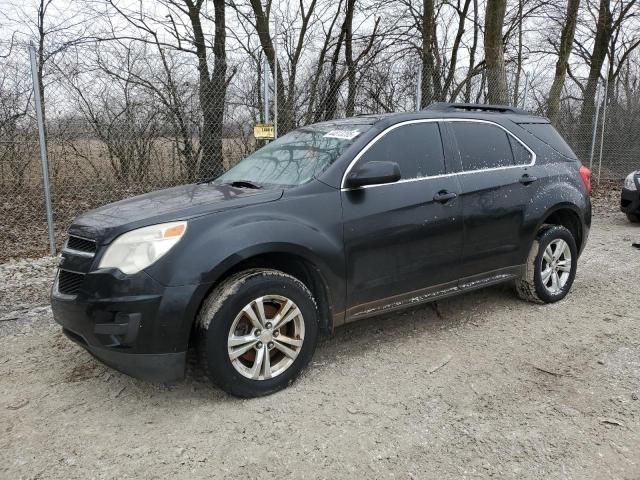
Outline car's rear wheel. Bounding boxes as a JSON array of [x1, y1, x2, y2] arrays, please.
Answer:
[[197, 269, 319, 398], [516, 225, 578, 304], [627, 213, 640, 223]]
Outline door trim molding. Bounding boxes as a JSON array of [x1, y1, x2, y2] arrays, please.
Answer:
[[345, 265, 523, 322]]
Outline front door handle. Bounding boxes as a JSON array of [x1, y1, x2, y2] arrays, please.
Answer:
[[433, 190, 458, 203], [520, 173, 538, 185]]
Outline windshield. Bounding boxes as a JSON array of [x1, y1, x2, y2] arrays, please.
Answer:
[[215, 124, 369, 187]]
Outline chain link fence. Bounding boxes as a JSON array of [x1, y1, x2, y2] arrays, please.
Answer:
[[0, 40, 638, 261], [0, 41, 49, 261]]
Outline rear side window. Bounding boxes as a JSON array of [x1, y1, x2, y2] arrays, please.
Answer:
[[360, 123, 445, 179], [508, 136, 533, 165], [520, 123, 576, 158], [451, 122, 514, 171]]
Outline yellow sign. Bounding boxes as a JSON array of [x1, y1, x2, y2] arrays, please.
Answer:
[[254, 123, 275, 139]]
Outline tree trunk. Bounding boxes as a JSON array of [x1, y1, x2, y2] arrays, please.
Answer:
[[345, 0, 356, 116], [305, 0, 343, 124], [484, 0, 508, 104], [193, 0, 227, 179], [420, 0, 435, 107], [577, 0, 611, 159], [442, 0, 472, 99], [464, 0, 479, 103], [547, 0, 580, 124], [512, 0, 524, 107], [320, 10, 347, 121]]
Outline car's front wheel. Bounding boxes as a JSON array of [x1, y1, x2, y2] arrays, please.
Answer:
[[197, 269, 319, 398], [516, 225, 578, 303], [627, 213, 640, 223]]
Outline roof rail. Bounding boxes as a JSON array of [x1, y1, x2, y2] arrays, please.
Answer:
[[424, 102, 529, 115]]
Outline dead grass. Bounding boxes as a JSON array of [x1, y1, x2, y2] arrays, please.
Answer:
[[0, 136, 251, 261]]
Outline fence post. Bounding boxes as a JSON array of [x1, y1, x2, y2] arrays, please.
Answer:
[[596, 75, 609, 184], [415, 64, 422, 111], [588, 82, 602, 170], [29, 42, 56, 256], [263, 58, 269, 124], [521, 71, 530, 109]]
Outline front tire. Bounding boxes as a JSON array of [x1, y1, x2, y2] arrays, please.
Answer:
[[517, 225, 578, 304], [197, 269, 319, 398], [627, 213, 640, 223]]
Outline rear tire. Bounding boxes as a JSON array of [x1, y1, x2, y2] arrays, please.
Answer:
[[517, 225, 578, 304], [197, 269, 319, 398], [627, 213, 640, 223]]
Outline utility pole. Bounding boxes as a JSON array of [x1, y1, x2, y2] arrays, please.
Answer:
[[263, 57, 269, 124]]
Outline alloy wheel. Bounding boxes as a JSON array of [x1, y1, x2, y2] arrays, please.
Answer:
[[227, 295, 305, 380], [541, 238, 572, 295]]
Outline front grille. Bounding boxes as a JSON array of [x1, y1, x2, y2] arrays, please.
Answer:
[[66, 235, 97, 254], [58, 270, 85, 295]]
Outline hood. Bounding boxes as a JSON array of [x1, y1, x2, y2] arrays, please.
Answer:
[[69, 183, 283, 244]]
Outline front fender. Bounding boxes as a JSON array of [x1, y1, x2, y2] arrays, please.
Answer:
[[144, 183, 346, 326]]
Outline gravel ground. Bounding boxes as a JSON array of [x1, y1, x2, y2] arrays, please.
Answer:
[[1, 196, 639, 479]]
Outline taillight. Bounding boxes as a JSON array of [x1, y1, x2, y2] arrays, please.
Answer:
[[579, 165, 591, 195]]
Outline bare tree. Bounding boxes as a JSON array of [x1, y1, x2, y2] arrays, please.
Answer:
[[2, 0, 91, 124], [0, 54, 37, 187], [65, 48, 161, 183], [100, 0, 231, 178], [576, 0, 612, 158], [547, 0, 581, 124], [303, 0, 344, 123], [245, 0, 318, 134]]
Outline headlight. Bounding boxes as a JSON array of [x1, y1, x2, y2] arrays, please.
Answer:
[[98, 221, 187, 274], [624, 172, 638, 191]]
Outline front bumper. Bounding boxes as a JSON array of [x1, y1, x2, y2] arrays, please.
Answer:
[[62, 328, 186, 382], [51, 268, 205, 383], [621, 187, 640, 214]]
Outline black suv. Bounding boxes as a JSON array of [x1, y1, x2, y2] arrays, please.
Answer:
[[51, 103, 592, 397]]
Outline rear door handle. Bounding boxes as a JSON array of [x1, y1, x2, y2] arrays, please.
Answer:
[[520, 174, 538, 185], [433, 190, 458, 203]]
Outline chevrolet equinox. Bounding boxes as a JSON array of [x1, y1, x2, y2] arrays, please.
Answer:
[[51, 103, 592, 397]]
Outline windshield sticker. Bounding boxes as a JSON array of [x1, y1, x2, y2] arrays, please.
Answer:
[[323, 129, 360, 140]]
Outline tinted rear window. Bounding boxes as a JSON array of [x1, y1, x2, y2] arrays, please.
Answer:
[[520, 123, 576, 158], [451, 122, 514, 171]]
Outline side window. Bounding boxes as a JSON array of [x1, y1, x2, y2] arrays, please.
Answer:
[[508, 135, 533, 165], [451, 122, 515, 171], [359, 123, 446, 179]]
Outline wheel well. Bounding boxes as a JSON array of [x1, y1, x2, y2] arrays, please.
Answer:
[[542, 208, 583, 251], [204, 253, 333, 332]]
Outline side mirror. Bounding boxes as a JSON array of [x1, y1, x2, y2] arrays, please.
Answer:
[[345, 161, 401, 188]]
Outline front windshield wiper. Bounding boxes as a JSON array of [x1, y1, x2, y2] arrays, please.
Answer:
[[225, 180, 263, 189]]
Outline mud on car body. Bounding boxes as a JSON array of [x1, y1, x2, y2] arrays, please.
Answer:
[[51, 103, 592, 397]]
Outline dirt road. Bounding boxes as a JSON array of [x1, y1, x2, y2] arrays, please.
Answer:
[[1, 200, 639, 479]]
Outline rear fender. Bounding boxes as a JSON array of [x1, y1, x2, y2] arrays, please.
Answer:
[[522, 178, 590, 260]]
